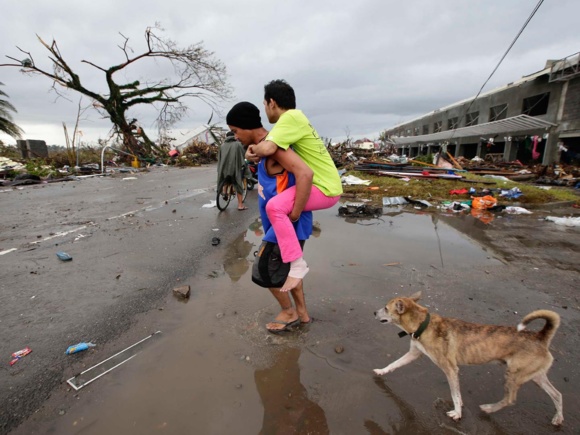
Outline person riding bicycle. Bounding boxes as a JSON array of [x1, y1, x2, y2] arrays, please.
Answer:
[[217, 131, 249, 210]]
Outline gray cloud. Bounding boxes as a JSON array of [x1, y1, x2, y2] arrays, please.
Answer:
[[1, 0, 579, 146]]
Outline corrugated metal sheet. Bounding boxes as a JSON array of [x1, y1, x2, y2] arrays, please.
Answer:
[[391, 114, 555, 145]]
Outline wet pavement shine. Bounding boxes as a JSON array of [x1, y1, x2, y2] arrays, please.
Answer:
[[13, 204, 580, 435]]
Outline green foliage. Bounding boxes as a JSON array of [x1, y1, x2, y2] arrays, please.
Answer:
[[24, 159, 54, 177], [411, 154, 434, 164], [0, 82, 24, 139], [0, 142, 21, 159], [47, 144, 103, 168]]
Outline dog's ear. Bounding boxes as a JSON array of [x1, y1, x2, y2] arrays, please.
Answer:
[[410, 291, 422, 302], [395, 299, 406, 314]]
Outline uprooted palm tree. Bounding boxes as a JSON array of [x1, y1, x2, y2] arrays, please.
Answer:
[[0, 82, 24, 139], [1, 24, 232, 158]]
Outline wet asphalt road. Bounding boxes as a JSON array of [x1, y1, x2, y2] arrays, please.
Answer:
[[3, 167, 580, 434], [0, 166, 260, 434]]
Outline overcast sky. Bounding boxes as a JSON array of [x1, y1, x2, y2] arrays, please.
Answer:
[[1, 0, 579, 147]]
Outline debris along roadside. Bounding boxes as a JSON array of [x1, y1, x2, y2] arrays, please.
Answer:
[[338, 157, 579, 223], [344, 153, 580, 189], [339, 156, 580, 209], [0, 140, 218, 188]]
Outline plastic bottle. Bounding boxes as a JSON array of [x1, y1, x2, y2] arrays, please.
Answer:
[[56, 251, 73, 261], [65, 342, 96, 355]]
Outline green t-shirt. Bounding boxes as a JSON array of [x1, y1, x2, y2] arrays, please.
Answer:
[[266, 110, 343, 197]]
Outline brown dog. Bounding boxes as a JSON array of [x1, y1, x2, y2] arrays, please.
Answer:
[[373, 292, 563, 426]]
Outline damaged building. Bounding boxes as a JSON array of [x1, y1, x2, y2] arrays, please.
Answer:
[[383, 52, 580, 165]]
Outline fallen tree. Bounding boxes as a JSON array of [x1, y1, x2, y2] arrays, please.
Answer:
[[2, 25, 232, 159]]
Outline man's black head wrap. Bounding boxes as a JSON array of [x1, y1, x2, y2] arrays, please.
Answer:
[[226, 102, 263, 129]]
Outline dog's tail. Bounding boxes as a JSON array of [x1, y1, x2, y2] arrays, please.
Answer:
[[517, 310, 560, 346]]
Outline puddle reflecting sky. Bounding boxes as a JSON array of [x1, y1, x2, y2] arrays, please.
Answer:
[[17, 207, 577, 435]]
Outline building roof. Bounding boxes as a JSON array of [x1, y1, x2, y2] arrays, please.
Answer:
[[387, 66, 551, 132], [391, 114, 555, 145]]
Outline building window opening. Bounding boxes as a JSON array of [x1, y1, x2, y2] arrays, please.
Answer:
[[447, 117, 459, 130], [489, 104, 508, 122], [422, 124, 429, 135], [434, 121, 442, 133], [414, 127, 420, 136], [522, 92, 550, 116], [515, 135, 546, 164], [465, 111, 479, 126]]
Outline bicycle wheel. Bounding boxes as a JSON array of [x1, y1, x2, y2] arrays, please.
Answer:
[[216, 179, 232, 211], [241, 178, 248, 202], [246, 178, 255, 191]]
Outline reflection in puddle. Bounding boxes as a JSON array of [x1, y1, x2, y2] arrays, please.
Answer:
[[255, 347, 329, 434], [224, 218, 324, 283], [365, 377, 429, 434], [223, 229, 254, 282], [344, 216, 384, 225], [431, 213, 445, 269]]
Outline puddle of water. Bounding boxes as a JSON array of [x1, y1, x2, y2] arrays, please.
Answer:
[[20, 207, 577, 435], [67, 332, 162, 391]]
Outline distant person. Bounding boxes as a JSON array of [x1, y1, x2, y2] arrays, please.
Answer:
[[244, 80, 343, 293], [217, 131, 247, 210], [227, 102, 313, 332]]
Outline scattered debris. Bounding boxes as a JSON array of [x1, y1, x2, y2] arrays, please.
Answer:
[[0, 156, 26, 172], [383, 197, 408, 206], [500, 187, 523, 199], [10, 347, 32, 366], [202, 200, 216, 208], [505, 206, 532, 215], [175, 142, 217, 166], [338, 202, 382, 217], [545, 216, 580, 227], [405, 198, 434, 208], [472, 196, 497, 210], [211, 237, 221, 246], [56, 251, 73, 261], [66, 342, 96, 355], [341, 175, 372, 186], [66, 331, 161, 391]]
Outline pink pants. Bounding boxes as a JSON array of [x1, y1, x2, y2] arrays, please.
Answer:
[[266, 185, 340, 263]]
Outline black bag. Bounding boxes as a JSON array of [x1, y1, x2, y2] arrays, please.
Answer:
[[252, 240, 305, 288], [252, 241, 288, 288]]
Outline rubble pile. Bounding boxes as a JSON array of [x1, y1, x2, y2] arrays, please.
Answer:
[[0, 156, 25, 173], [174, 141, 218, 166], [342, 153, 579, 187]]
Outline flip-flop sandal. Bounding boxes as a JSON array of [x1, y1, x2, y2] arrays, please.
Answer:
[[300, 318, 314, 325], [266, 318, 300, 334], [238, 206, 248, 211]]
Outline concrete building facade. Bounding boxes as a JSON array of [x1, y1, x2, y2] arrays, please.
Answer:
[[383, 52, 580, 165]]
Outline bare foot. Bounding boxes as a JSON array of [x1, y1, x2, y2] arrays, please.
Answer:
[[280, 276, 303, 293], [266, 310, 299, 332], [296, 308, 311, 323]]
